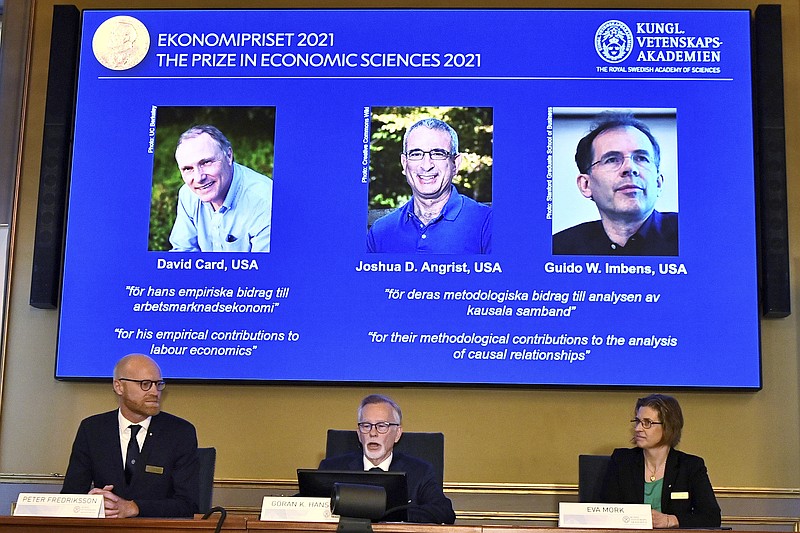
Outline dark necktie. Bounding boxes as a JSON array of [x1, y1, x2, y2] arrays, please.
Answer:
[[125, 425, 141, 485], [369, 467, 383, 471]]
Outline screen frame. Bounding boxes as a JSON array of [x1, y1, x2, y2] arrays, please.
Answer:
[[52, 7, 763, 390]]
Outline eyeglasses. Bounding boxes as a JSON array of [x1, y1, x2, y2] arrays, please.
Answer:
[[181, 157, 222, 176], [589, 152, 655, 172], [404, 148, 453, 161], [631, 418, 663, 429], [118, 378, 166, 391], [357, 422, 400, 434]]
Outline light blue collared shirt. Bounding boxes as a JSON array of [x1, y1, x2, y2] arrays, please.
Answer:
[[169, 162, 273, 252]]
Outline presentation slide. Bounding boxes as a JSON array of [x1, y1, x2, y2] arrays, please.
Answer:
[[56, 9, 760, 387]]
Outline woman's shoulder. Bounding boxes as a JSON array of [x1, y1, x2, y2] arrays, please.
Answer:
[[670, 448, 708, 466], [608, 447, 642, 465]]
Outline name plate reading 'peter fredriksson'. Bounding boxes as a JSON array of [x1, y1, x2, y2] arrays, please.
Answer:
[[14, 493, 104, 518]]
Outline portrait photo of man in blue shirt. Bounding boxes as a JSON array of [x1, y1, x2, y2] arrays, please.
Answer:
[[367, 117, 492, 254], [552, 110, 678, 256], [169, 124, 273, 252]]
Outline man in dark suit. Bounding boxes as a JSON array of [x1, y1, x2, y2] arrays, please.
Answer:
[[61, 354, 199, 518], [318, 394, 455, 524]]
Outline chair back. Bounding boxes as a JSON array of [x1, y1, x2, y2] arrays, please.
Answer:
[[578, 454, 611, 503], [197, 447, 217, 514], [325, 429, 445, 484]]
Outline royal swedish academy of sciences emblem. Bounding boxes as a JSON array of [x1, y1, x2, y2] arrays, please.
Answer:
[[594, 20, 634, 63]]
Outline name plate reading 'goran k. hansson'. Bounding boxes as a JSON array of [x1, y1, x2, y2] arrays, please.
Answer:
[[260, 496, 337, 522]]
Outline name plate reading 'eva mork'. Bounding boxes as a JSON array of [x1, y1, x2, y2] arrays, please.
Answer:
[[14, 493, 104, 518], [559, 502, 653, 529], [260, 496, 337, 522]]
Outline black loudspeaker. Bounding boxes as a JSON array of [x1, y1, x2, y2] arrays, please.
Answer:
[[754, 5, 790, 318], [30, 5, 79, 309]]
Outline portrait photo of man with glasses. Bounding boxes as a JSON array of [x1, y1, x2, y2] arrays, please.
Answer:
[[366, 111, 493, 254], [552, 109, 678, 256]]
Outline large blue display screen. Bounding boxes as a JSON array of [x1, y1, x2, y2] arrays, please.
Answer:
[[56, 9, 761, 387]]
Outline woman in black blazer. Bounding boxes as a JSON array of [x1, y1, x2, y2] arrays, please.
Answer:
[[600, 394, 721, 528]]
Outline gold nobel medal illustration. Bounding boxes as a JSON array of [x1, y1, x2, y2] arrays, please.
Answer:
[[92, 16, 150, 71]]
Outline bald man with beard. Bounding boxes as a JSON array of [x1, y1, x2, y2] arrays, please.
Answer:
[[61, 354, 199, 518]]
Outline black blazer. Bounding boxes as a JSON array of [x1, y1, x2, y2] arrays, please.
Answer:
[[318, 451, 456, 524], [61, 410, 199, 517], [600, 447, 721, 527]]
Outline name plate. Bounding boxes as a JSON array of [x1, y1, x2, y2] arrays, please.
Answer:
[[260, 496, 337, 522], [559, 502, 652, 529], [14, 493, 104, 518]]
